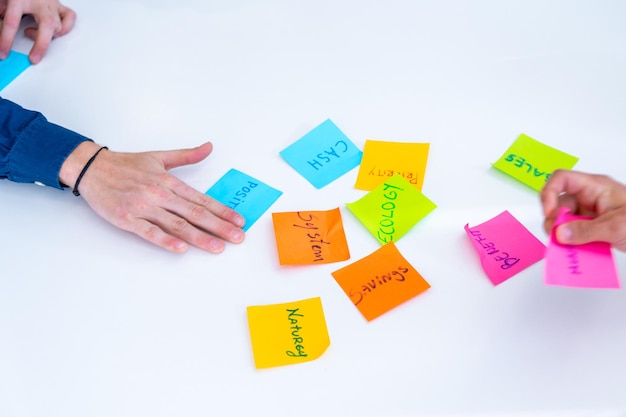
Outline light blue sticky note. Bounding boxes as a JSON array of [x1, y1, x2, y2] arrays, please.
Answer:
[[280, 119, 363, 189], [206, 168, 282, 232], [0, 51, 31, 91]]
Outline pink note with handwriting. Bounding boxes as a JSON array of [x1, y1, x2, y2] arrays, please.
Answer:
[[465, 210, 546, 285], [544, 207, 620, 288]]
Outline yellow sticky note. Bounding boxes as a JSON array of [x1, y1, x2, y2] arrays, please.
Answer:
[[355, 140, 430, 191], [492, 134, 579, 191], [247, 297, 330, 369]]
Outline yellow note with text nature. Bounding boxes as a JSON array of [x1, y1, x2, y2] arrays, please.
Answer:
[[247, 297, 330, 369]]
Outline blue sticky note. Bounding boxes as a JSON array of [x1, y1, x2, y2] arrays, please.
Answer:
[[280, 119, 363, 189], [206, 168, 282, 232], [0, 51, 31, 91]]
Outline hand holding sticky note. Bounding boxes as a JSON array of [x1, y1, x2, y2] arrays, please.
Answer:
[[247, 297, 330, 369], [544, 207, 620, 288]]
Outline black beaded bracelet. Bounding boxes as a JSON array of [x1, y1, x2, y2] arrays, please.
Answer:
[[72, 146, 108, 197]]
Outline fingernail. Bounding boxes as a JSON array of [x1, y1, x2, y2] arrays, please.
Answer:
[[235, 215, 246, 228], [231, 229, 245, 242], [557, 225, 572, 243], [210, 240, 225, 253], [174, 241, 188, 252], [30, 54, 41, 64], [0, 51, 6, 60]]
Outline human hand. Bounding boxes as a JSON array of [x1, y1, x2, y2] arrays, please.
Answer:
[[540, 169, 626, 252], [0, 0, 76, 64], [59, 141, 246, 254]]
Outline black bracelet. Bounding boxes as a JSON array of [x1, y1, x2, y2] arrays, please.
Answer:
[[72, 146, 108, 197]]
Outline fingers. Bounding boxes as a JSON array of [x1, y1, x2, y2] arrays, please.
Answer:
[[125, 189, 245, 254], [134, 218, 190, 254], [540, 170, 590, 217], [162, 178, 245, 244], [138, 142, 248, 252], [555, 211, 626, 249], [540, 169, 585, 234], [133, 213, 229, 254], [0, 1, 76, 64], [24, 24, 54, 64], [159, 142, 214, 171], [172, 179, 245, 228], [542, 193, 577, 234], [56, 5, 76, 36], [540, 170, 625, 232], [24, 4, 75, 64], [0, 4, 22, 59], [542, 170, 626, 252], [104, 188, 245, 254]]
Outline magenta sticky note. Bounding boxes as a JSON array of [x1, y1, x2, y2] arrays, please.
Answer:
[[465, 210, 546, 285], [544, 207, 620, 288]]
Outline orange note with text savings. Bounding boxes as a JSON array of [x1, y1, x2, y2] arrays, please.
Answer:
[[331, 242, 430, 321]]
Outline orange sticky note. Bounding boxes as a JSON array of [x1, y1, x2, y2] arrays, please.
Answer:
[[355, 140, 430, 191], [272, 208, 350, 265], [331, 242, 430, 321]]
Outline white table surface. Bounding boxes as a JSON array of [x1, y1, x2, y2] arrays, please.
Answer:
[[2, 1, 626, 416]]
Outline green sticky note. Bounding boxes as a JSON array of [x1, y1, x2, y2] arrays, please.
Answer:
[[347, 174, 436, 245], [492, 134, 579, 191]]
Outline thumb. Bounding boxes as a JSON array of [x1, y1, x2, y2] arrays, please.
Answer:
[[555, 216, 614, 246], [159, 142, 214, 171]]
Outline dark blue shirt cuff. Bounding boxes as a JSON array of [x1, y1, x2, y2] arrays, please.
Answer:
[[9, 116, 91, 189], [1, 97, 91, 189]]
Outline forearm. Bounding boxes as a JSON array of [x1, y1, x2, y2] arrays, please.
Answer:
[[1, 97, 91, 188]]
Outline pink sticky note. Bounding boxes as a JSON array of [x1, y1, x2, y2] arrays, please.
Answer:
[[544, 207, 620, 288], [465, 210, 546, 285]]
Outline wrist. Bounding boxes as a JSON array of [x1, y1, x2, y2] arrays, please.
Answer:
[[59, 141, 105, 189]]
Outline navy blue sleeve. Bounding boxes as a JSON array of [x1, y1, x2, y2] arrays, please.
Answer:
[[0, 96, 91, 189]]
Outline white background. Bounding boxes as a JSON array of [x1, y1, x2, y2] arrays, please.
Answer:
[[2, 1, 626, 416]]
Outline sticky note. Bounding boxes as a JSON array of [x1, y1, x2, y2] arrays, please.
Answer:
[[347, 174, 436, 245], [205, 168, 282, 231], [331, 242, 430, 321], [492, 133, 579, 191], [544, 207, 620, 288], [0, 51, 31, 91], [271, 207, 350, 265], [247, 297, 331, 369], [465, 210, 546, 286], [279, 119, 363, 189], [355, 140, 430, 191]]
